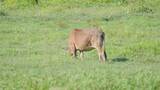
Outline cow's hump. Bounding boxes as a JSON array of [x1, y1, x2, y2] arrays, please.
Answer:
[[74, 29, 82, 32]]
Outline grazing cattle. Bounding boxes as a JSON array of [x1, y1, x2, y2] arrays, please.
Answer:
[[68, 27, 107, 62]]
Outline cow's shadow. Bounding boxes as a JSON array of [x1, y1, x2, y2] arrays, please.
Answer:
[[111, 57, 129, 62]]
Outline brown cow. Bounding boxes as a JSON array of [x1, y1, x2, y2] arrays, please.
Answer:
[[68, 27, 107, 62]]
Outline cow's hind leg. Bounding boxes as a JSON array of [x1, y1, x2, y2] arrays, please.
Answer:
[[101, 50, 107, 62], [96, 32, 107, 62], [104, 51, 107, 61], [96, 47, 106, 62], [96, 48, 102, 61]]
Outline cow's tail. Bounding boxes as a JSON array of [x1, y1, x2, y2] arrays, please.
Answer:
[[99, 32, 107, 60], [100, 32, 105, 48]]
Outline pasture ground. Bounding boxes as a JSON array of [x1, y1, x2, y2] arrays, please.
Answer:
[[0, 0, 160, 90]]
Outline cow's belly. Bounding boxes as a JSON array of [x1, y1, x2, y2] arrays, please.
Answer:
[[74, 39, 94, 51], [83, 47, 94, 51], [77, 46, 94, 51]]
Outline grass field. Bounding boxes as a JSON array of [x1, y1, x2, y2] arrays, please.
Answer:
[[0, 0, 160, 90]]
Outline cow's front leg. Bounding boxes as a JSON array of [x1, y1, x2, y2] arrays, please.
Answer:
[[72, 49, 77, 58], [80, 51, 84, 61]]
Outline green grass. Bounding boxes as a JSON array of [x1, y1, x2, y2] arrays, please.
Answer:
[[0, 0, 160, 90]]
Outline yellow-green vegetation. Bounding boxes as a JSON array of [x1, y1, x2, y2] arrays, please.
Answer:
[[0, 0, 160, 90]]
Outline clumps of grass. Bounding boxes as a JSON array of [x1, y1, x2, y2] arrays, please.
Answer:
[[87, 19, 101, 27], [120, 41, 160, 62], [0, 0, 149, 10], [56, 21, 69, 28], [102, 14, 127, 22], [2, 0, 39, 9], [132, 4, 154, 14], [137, 6, 153, 13], [0, 11, 7, 16], [126, 0, 155, 14]]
